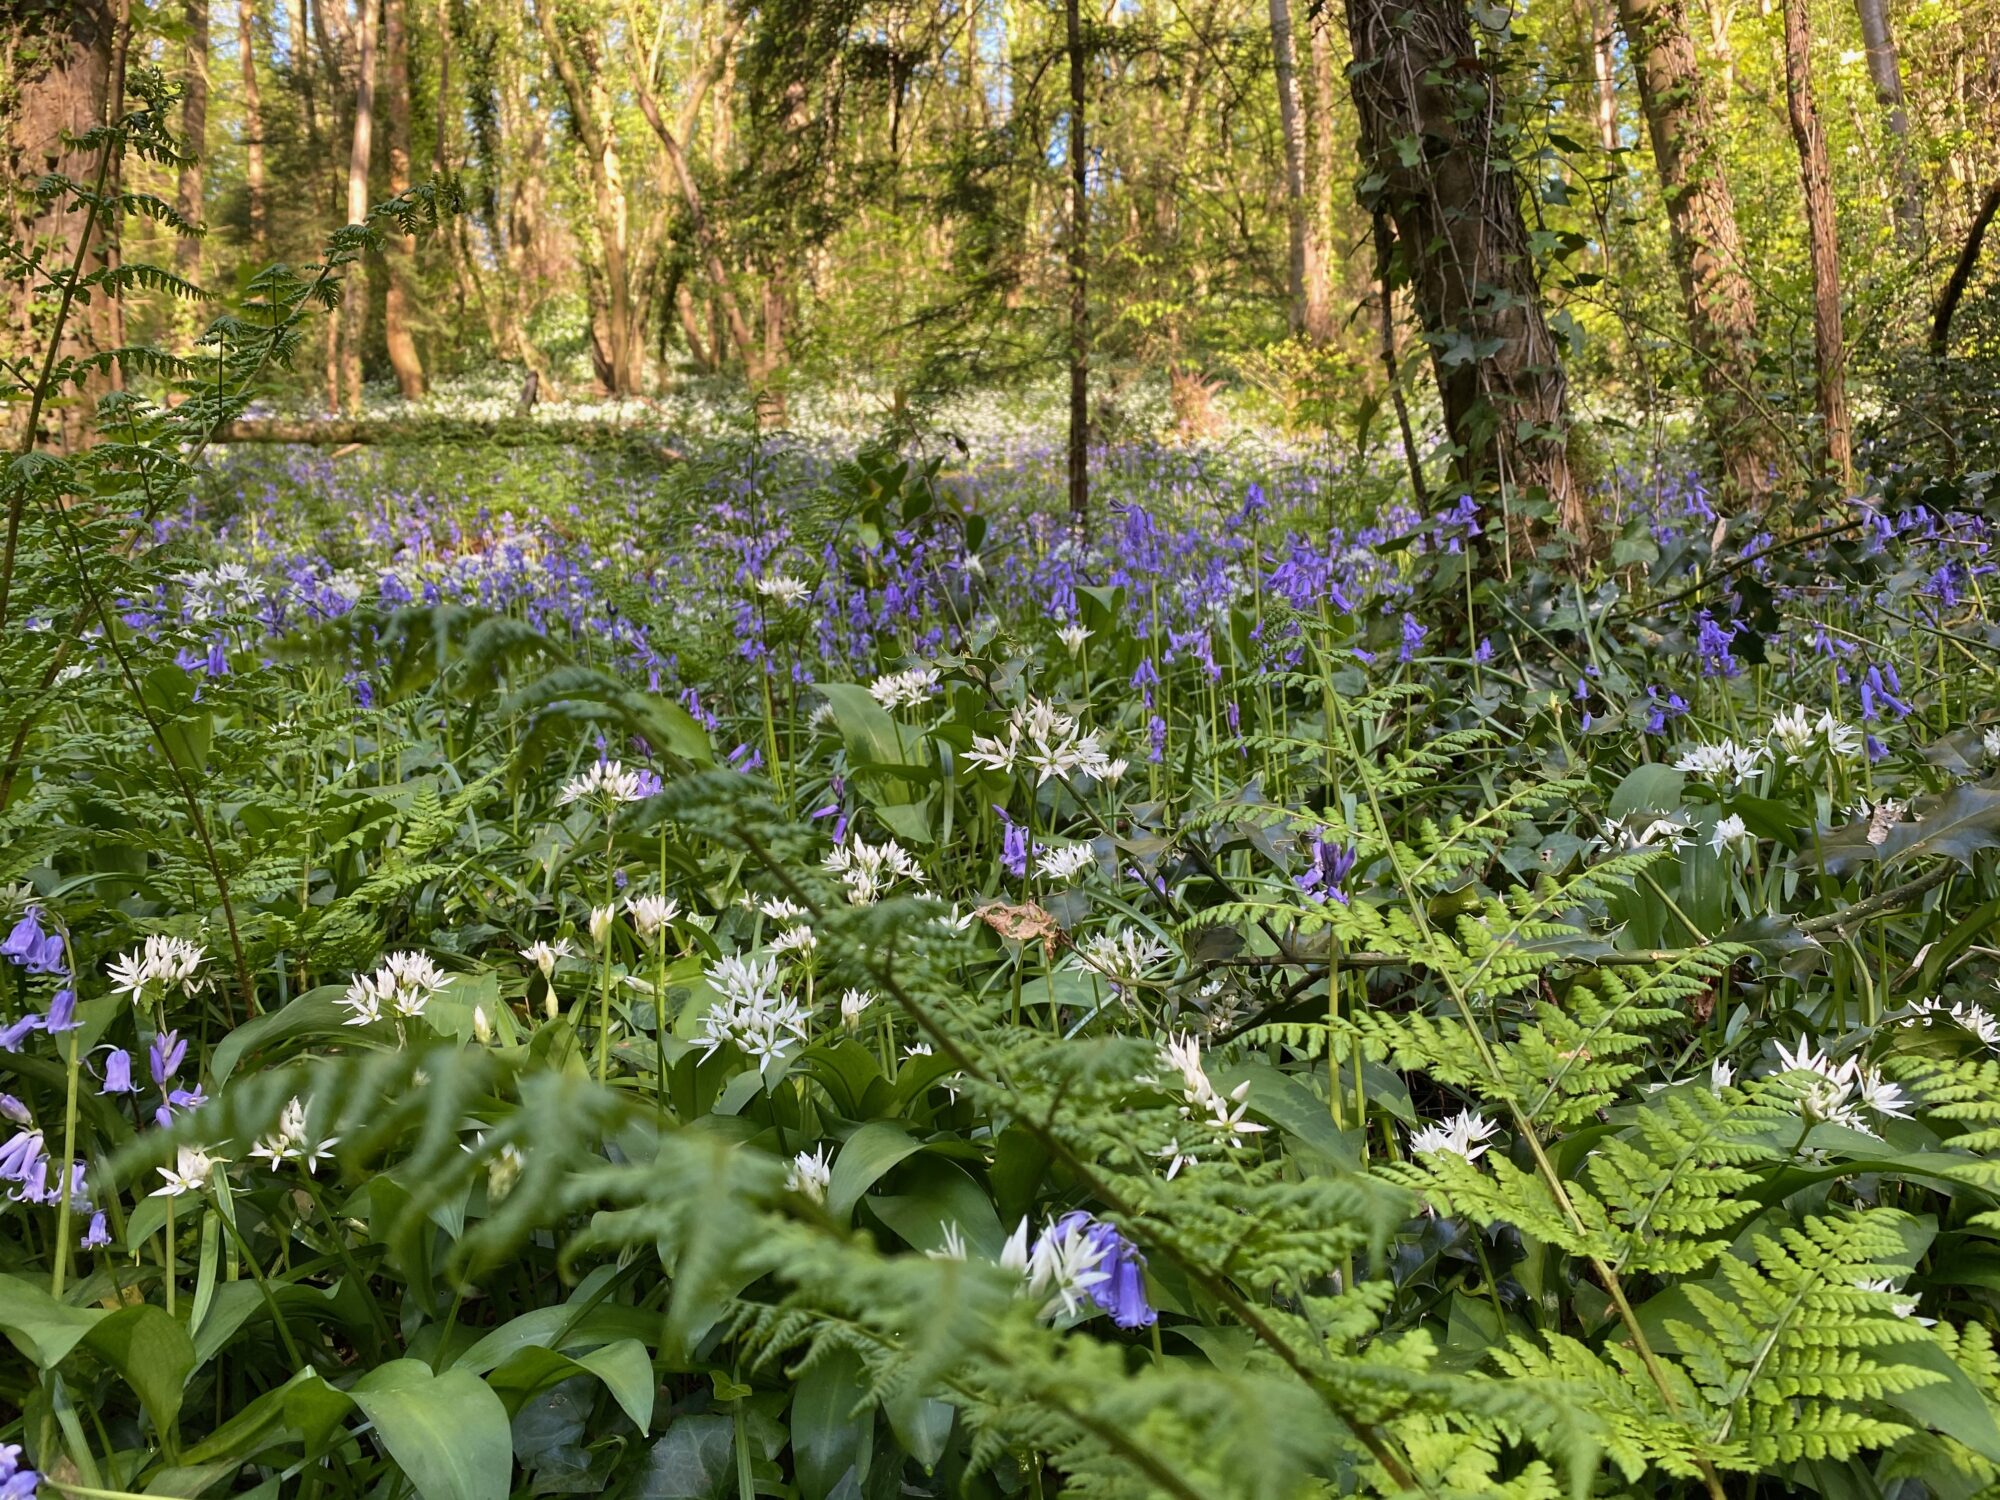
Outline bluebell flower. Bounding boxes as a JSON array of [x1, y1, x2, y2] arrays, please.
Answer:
[[1474, 637, 1494, 664], [1858, 664, 1910, 721], [44, 989, 78, 1034], [1296, 833, 1358, 904], [1695, 610, 1740, 678], [0, 1015, 41, 1052], [150, 1030, 187, 1087], [997, 810, 1029, 880], [1045, 1211, 1155, 1329], [1643, 686, 1689, 735], [80, 1212, 111, 1250], [0, 1129, 43, 1183], [2, 909, 64, 974], [0, 1094, 26, 1124], [1399, 613, 1427, 663], [1147, 715, 1166, 764], [99, 1049, 137, 1094]]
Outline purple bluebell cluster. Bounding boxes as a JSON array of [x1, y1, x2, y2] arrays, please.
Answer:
[[1044, 1211, 1155, 1328], [1295, 833, 1359, 905]]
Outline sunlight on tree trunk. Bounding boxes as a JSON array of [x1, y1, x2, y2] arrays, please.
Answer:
[[382, 0, 427, 398], [1618, 0, 1779, 507], [343, 0, 378, 417], [240, 0, 265, 250]]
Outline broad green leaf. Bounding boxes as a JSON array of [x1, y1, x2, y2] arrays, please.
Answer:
[[349, 1359, 512, 1500], [791, 1349, 871, 1500], [825, 1122, 925, 1221], [1607, 764, 1684, 821], [84, 1302, 196, 1437], [0, 1272, 106, 1367], [210, 989, 353, 1083]]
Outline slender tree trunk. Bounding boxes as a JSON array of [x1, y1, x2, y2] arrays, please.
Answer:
[[1373, 211, 1427, 507], [1781, 0, 1852, 487], [104, 0, 131, 383], [1617, 0, 1778, 505], [1066, 0, 1090, 536], [1302, 14, 1336, 342], [1589, 0, 1618, 151], [239, 0, 265, 249], [433, 0, 450, 177], [1343, 0, 1584, 547], [381, 0, 425, 396], [174, 0, 209, 279], [1933, 183, 2000, 356], [4, 0, 116, 451], [1268, 0, 1313, 338], [343, 0, 378, 416], [1853, 0, 1922, 249], [533, 0, 639, 395]]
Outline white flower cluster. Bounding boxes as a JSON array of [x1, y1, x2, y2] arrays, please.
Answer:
[[1675, 704, 1864, 783], [1410, 1107, 1502, 1163], [754, 573, 811, 607], [1673, 738, 1765, 782], [1770, 1035, 1911, 1135], [868, 666, 940, 711], [248, 1096, 338, 1173], [1036, 842, 1096, 883], [1152, 1033, 1267, 1176], [965, 698, 1119, 784], [1766, 704, 1863, 763], [340, 951, 449, 1026], [557, 759, 649, 808], [1079, 926, 1173, 987], [786, 1145, 832, 1202], [1000, 1216, 1106, 1321], [153, 1145, 224, 1198], [698, 955, 808, 1071], [1903, 997, 2000, 1050], [628, 894, 680, 939], [108, 935, 208, 1004], [823, 836, 926, 905]]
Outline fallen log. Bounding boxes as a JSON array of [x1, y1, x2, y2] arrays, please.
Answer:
[[208, 417, 683, 457]]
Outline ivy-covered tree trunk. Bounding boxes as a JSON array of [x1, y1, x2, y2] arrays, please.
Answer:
[[1782, 0, 1853, 488], [3, 0, 116, 451], [381, 0, 426, 397], [1618, 0, 1778, 507], [1342, 0, 1584, 548]]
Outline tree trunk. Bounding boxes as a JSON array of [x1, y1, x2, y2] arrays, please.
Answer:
[[1781, 0, 1853, 487], [343, 0, 378, 416], [1302, 14, 1336, 343], [1933, 182, 2000, 356], [1589, 0, 1618, 151], [1066, 0, 1090, 536], [239, 0, 265, 249], [533, 0, 640, 395], [1343, 0, 1584, 547], [174, 0, 209, 279], [1617, 0, 1778, 505], [1268, 0, 1313, 339], [4, 0, 116, 451], [1852, 0, 1922, 249], [381, 0, 426, 396]]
